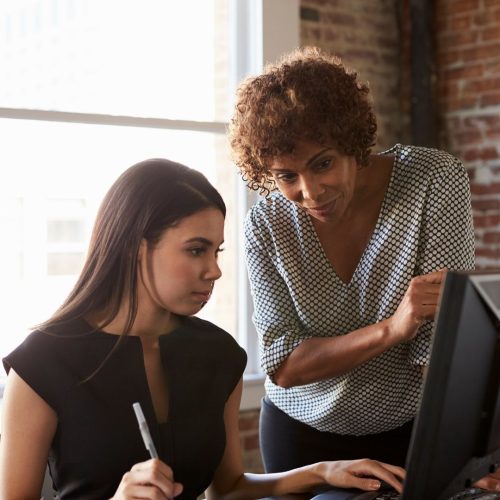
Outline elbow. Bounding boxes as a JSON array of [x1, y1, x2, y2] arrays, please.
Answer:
[[272, 366, 297, 388]]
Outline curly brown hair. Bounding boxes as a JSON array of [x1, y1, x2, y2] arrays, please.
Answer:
[[228, 46, 377, 194]]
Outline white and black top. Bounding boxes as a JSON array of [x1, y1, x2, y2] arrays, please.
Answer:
[[244, 144, 475, 436]]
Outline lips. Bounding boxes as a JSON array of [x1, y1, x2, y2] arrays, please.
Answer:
[[192, 290, 212, 302], [305, 199, 336, 217]]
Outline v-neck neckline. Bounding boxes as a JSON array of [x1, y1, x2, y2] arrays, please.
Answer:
[[306, 145, 400, 287]]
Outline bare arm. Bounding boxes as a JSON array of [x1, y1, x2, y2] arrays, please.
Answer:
[[0, 369, 57, 500], [206, 379, 405, 500], [274, 270, 444, 387]]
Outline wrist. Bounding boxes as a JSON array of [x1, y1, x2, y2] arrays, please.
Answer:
[[310, 462, 328, 484], [380, 317, 402, 347]]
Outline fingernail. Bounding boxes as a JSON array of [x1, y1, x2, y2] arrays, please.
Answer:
[[371, 481, 381, 489]]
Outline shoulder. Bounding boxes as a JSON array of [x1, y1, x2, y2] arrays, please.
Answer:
[[176, 316, 247, 366], [3, 329, 58, 373], [246, 191, 296, 226], [392, 144, 467, 179]]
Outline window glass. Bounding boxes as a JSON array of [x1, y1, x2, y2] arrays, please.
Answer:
[[0, 118, 237, 359], [0, 0, 230, 121]]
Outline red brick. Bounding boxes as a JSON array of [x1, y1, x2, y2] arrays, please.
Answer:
[[452, 0, 480, 11], [482, 231, 500, 243], [455, 129, 483, 144], [243, 435, 260, 451], [302, 0, 331, 5], [323, 12, 357, 26], [439, 30, 479, 48], [484, 59, 500, 75], [443, 64, 484, 80], [485, 0, 500, 6], [450, 14, 472, 31], [442, 96, 478, 112], [482, 26, 500, 41], [471, 181, 500, 196], [481, 92, 500, 107], [438, 80, 460, 99], [463, 115, 500, 128], [463, 76, 500, 93], [473, 198, 500, 211], [486, 128, 500, 140], [436, 50, 462, 66], [238, 414, 259, 431], [464, 147, 500, 162], [475, 247, 500, 259], [461, 43, 500, 63], [473, 214, 500, 227], [473, 11, 493, 26]]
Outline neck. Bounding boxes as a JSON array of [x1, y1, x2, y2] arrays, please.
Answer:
[[87, 302, 181, 339]]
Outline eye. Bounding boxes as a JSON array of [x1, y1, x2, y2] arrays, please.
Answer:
[[275, 172, 297, 184], [189, 247, 206, 257], [314, 158, 332, 171]]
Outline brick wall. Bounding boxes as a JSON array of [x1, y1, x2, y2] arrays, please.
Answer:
[[300, 0, 410, 151], [436, 0, 500, 268], [239, 410, 264, 472]]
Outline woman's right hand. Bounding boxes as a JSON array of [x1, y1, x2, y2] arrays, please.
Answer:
[[387, 269, 447, 344], [111, 458, 183, 499]]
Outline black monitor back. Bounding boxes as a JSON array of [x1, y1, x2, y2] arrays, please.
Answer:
[[402, 270, 500, 500]]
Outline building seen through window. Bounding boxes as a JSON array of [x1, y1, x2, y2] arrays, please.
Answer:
[[0, 0, 240, 362]]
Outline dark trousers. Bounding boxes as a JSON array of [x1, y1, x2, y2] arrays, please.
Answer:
[[259, 396, 413, 473]]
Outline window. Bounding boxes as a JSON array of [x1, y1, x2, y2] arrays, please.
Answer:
[[0, 0, 300, 395]]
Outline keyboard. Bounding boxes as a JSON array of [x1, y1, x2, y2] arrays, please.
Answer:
[[311, 486, 500, 500], [368, 486, 500, 500]]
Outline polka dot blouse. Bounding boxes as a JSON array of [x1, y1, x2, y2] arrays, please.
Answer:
[[244, 144, 475, 435]]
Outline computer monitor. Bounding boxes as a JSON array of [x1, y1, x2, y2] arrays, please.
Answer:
[[402, 269, 500, 500]]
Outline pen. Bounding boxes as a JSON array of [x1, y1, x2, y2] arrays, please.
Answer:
[[132, 401, 159, 459]]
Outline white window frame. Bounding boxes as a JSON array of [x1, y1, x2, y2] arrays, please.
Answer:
[[230, 0, 300, 409], [0, 0, 300, 411]]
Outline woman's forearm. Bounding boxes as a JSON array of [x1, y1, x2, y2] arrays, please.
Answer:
[[208, 464, 323, 500], [273, 318, 399, 388]]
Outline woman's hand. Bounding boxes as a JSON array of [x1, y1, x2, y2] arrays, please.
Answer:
[[473, 469, 500, 492], [111, 458, 183, 499], [387, 269, 447, 344], [320, 458, 405, 493]]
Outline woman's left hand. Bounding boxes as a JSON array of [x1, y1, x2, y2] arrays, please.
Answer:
[[320, 458, 405, 493], [473, 469, 500, 492]]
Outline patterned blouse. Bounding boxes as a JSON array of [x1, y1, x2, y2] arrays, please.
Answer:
[[244, 144, 475, 435]]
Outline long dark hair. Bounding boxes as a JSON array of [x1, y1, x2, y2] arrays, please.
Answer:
[[38, 158, 226, 338]]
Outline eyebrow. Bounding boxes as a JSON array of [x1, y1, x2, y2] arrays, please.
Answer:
[[184, 237, 224, 246], [306, 147, 333, 166], [270, 147, 333, 172]]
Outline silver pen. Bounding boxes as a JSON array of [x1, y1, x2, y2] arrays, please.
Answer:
[[132, 402, 159, 459]]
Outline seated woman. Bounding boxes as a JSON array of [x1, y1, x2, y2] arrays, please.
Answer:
[[0, 158, 405, 499]]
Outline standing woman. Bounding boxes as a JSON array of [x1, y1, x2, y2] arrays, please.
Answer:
[[0, 158, 405, 499], [229, 47, 475, 471]]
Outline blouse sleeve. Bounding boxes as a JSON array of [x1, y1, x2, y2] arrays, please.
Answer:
[[244, 208, 313, 378], [2, 331, 73, 412], [410, 155, 475, 364]]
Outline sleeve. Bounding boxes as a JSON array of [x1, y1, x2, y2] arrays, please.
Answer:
[[2, 331, 71, 412], [409, 154, 475, 364], [244, 208, 313, 378]]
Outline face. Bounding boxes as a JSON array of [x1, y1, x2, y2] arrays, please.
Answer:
[[138, 207, 224, 318], [269, 141, 358, 224]]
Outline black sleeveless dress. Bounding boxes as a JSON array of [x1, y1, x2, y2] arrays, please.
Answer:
[[3, 316, 247, 499]]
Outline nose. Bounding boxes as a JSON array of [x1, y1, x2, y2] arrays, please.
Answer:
[[300, 174, 324, 202], [204, 256, 222, 282]]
